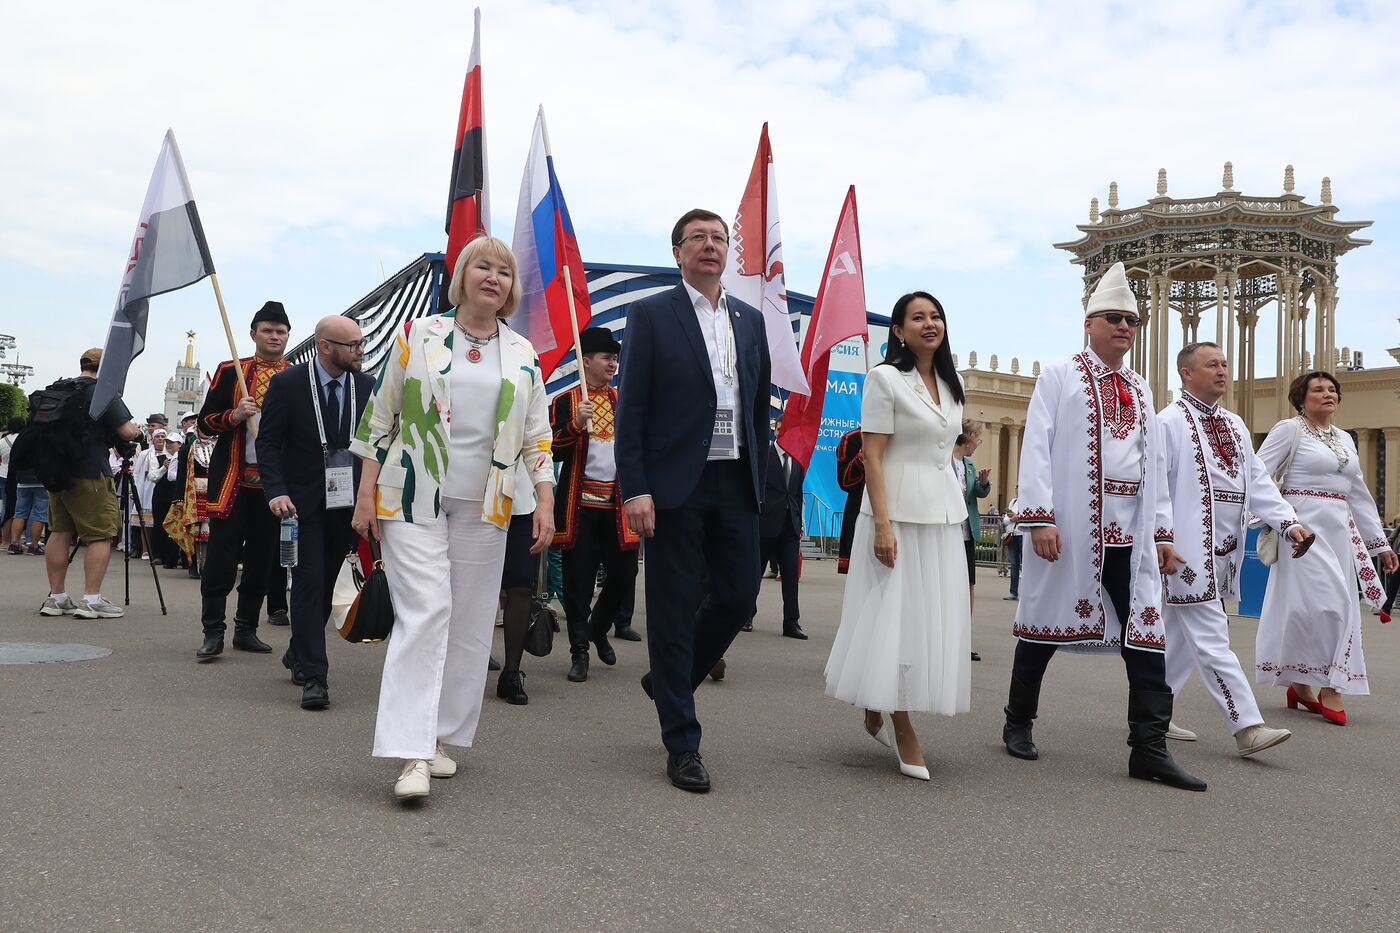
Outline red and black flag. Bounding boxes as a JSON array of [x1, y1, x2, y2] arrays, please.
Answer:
[[444, 7, 490, 278]]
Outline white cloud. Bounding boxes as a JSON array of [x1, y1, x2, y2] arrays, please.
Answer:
[[2, 0, 1398, 409]]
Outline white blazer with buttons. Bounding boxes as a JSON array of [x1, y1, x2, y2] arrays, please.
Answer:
[[859, 364, 965, 525]]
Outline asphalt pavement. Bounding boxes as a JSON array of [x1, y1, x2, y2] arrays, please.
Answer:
[[2, 547, 1396, 932]]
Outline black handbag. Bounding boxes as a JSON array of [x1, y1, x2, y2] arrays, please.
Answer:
[[338, 540, 395, 643], [524, 550, 559, 658]]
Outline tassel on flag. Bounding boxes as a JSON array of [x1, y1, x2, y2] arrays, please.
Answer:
[[777, 186, 868, 470], [723, 123, 808, 394], [444, 6, 490, 276], [91, 129, 215, 418], [510, 105, 592, 381]]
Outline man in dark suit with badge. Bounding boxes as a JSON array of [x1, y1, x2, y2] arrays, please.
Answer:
[[257, 316, 373, 710], [616, 208, 772, 793]]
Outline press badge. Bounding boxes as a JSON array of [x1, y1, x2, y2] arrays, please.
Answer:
[[710, 407, 738, 460], [324, 449, 355, 509]]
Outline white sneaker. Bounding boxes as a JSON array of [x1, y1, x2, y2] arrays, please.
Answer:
[[72, 597, 124, 619], [39, 596, 79, 616], [428, 741, 457, 778], [1235, 724, 1292, 758], [394, 759, 430, 800], [1166, 721, 1198, 741]]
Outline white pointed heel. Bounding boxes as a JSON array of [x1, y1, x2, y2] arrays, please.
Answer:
[[868, 722, 894, 749], [898, 759, 930, 781]]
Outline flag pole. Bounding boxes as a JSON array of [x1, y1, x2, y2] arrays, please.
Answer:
[[561, 265, 590, 433], [208, 272, 256, 438]]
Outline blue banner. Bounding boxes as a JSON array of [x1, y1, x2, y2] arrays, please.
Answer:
[[802, 369, 865, 537]]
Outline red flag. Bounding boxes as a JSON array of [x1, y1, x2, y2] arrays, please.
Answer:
[[777, 186, 867, 471], [444, 8, 490, 277]]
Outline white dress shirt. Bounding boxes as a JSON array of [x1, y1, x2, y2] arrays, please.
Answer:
[[681, 279, 744, 458]]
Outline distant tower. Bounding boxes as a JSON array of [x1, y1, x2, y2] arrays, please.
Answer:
[[164, 331, 207, 422]]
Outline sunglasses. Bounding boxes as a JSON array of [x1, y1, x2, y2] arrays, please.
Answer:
[[1089, 312, 1141, 328]]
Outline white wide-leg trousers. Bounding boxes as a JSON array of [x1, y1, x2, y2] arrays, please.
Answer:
[[373, 497, 507, 759], [1165, 601, 1263, 735]]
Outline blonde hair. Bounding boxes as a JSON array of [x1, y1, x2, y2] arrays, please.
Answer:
[[447, 235, 521, 318]]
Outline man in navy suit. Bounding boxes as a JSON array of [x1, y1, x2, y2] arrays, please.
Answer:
[[747, 413, 807, 639], [617, 208, 772, 792], [257, 316, 373, 711]]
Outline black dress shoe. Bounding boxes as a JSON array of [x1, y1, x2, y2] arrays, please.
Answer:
[[970, 651, 982, 662], [709, 658, 727, 681], [594, 635, 617, 666], [613, 624, 642, 642], [782, 621, 808, 640], [266, 610, 290, 627], [640, 672, 654, 699], [567, 653, 589, 683], [496, 670, 529, 705], [488, 655, 502, 672], [281, 648, 306, 686], [301, 678, 330, 711], [666, 751, 711, 793], [188, 566, 201, 579], [740, 620, 754, 632], [231, 629, 272, 653], [196, 635, 223, 662]]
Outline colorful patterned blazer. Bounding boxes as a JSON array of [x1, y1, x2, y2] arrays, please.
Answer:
[[350, 312, 553, 529]]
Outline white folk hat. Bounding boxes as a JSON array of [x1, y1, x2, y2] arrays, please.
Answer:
[[1085, 261, 1136, 316]]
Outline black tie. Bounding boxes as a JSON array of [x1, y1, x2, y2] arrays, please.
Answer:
[[325, 379, 342, 446]]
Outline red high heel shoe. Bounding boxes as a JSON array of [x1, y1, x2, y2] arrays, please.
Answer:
[[1318, 700, 1348, 726], [1286, 686, 1323, 715]]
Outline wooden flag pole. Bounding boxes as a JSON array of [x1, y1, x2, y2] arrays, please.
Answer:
[[208, 272, 257, 438], [562, 265, 591, 433]]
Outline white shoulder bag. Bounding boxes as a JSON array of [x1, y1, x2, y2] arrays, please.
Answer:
[[1257, 420, 1302, 566]]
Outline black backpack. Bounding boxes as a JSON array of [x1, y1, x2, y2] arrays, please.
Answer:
[[15, 379, 95, 492]]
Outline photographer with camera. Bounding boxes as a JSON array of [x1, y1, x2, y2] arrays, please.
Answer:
[[17, 348, 142, 619]]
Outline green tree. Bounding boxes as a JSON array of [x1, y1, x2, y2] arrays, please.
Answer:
[[0, 383, 26, 426]]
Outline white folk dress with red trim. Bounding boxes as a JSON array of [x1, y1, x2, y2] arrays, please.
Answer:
[[1012, 350, 1173, 653], [1255, 418, 1390, 695]]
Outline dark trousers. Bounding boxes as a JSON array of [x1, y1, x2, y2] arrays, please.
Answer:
[[1383, 568, 1399, 615], [1008, 535, 1022, 597], [615, 578, 636, 630], [1011, 545, 1168, 691], [561, 507, 639, 654], [646, 457, 760, 753], [289, 512, 357, 680], [200, 487, 278, 634], [267, 562, 288, 615], [756, 523, 800, 622], [150, 499, 176, 566]]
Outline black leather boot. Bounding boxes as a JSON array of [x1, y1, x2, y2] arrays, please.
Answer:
[[231, 622, 271, 653], [496, 670, 528, 705], [593, 633, 617, 666], [567, 651, 589, 683], [1127, 689, 1208, 792], [1002, 675, 1042, 760], [196, 633, 223, 662], [281, 647, 305, 685]]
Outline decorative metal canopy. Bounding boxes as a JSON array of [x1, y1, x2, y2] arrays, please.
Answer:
[[1055, 163, 1372, 425]]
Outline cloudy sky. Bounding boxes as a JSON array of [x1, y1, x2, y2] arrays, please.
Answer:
[[3, 0, 1397, 416]]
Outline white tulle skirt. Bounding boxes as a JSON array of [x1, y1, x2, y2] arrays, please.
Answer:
[[824, 514, 972, 714]]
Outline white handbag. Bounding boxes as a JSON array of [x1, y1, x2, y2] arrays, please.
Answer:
[[1257, 420, 1302, 566]]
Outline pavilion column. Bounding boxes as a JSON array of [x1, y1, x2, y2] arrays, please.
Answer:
[[1356, 428, 1377, 489], [1275, 289, 1289, 421], [979, 420, 1002, 511], [1223, 273, 1238, 412], [1384, 427, 1400, 523], [1149, 274, 1169, 401], [1322, 284, 1338, 374], [1237, 306, 1257, 431], [1006, 424, 1023, 503]]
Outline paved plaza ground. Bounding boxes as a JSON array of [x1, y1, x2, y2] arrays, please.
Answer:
[[2, 548, 1397, 932]]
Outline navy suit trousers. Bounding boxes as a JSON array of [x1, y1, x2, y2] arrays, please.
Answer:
[[645, 455, 760, 754]]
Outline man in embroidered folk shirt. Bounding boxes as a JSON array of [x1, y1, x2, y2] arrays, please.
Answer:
[[1001, 261, 1206, 791], [194, 301, 293, 662], [1159, 342, 1306, 756], [551, 327, 642, 683]]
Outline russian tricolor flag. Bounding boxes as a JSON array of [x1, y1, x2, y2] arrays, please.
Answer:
[[511, 105, 591, 382]]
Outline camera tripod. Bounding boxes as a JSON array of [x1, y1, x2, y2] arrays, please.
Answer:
[[67, 458, 168, 614]]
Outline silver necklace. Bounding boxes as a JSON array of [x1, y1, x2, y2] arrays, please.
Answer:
[[1303, 417, 1349, 470], [456, 321, 499, 364]]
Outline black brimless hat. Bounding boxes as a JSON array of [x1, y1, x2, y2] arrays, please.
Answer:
[[579, 326, 620, 356], [251, 301, 291, 329]]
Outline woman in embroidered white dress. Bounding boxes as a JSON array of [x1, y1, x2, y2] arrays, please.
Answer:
[[1255, 371, 1397, 725], [824, 292, 971, 782]]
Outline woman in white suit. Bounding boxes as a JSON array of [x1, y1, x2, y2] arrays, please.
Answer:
[[824, 291, 971, 781], [351, 236, 555, 801]]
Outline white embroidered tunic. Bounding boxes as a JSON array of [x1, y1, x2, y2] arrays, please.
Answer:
[[1012, 350, 1172, 652]]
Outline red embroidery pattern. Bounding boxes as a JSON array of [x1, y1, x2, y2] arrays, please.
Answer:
[[1154, 527, 1173, 542], [1104, 522, 1133, 546], [1212, 490, 1245, 505], [1139, 607, 1159, 626], [1281, 487, 1346, 502], [1348, 517, 1386, 606], [1166, 399, 1218, 605], [1179, 566, 1197, 586], [1098, 373, 1136, 440], [1075, 599, 1094, 618], [1365, 537, 1389, 552], [1214, 534, 1238, 556], [1212, 670, 1240, 723], [1103, 478, 1141, 497], [1018, 507, 1055, 524]]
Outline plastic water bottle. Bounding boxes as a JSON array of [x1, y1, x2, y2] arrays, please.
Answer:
[[279, 516, 299, 568]]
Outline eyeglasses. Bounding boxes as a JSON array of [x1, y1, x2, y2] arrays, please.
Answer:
[[323, 338, 367, 350], [1089, 312, 1141, 328], [678, 232, 729, 247]]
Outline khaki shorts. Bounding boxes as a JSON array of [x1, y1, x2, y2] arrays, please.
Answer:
[[49, 476, 121, 543]]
